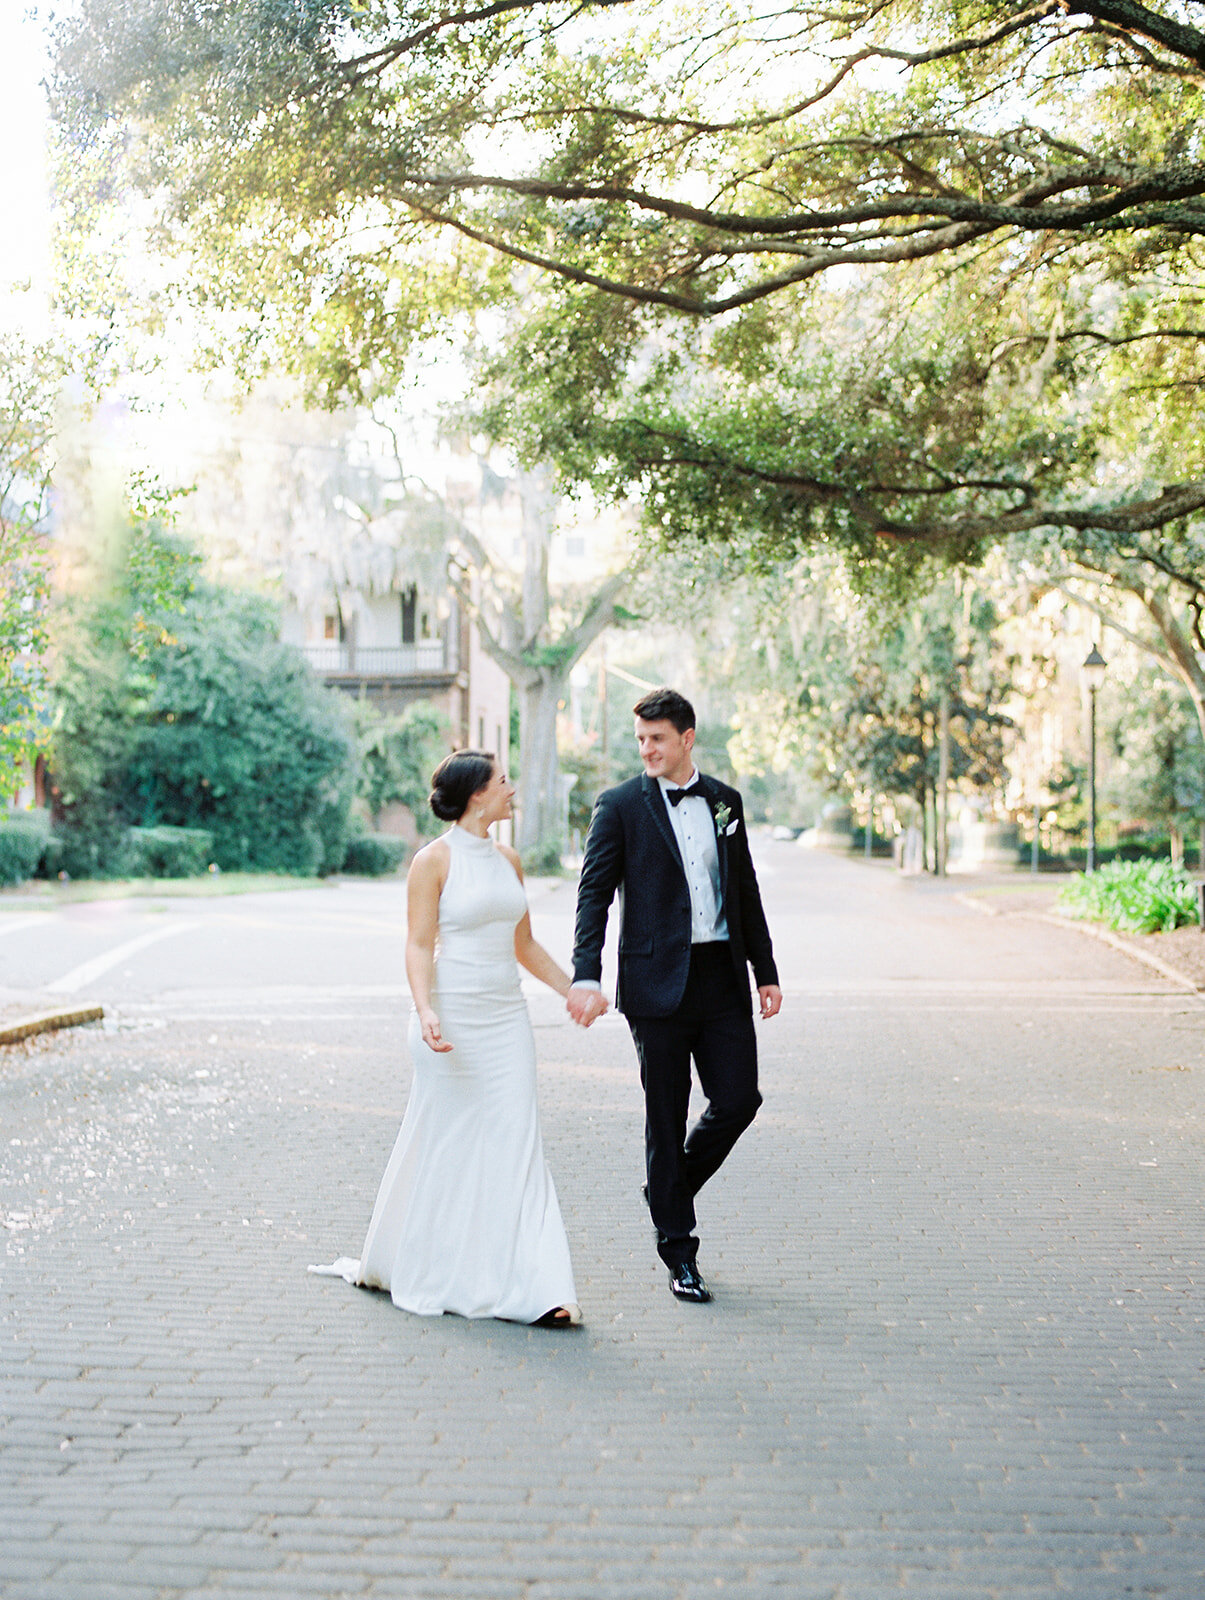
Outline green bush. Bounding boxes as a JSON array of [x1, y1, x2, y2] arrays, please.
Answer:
[[1057, 860, 1200, 934], [120, 825, 214, 878], [125, 594, 356, 876], [522, 836, 565, 876], [51, 531, 358, 879], [341, 833, 409, 876], [0, 813, 48, 885]]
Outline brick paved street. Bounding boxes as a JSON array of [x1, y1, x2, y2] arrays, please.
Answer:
[[2, 845, 1204, 1598]]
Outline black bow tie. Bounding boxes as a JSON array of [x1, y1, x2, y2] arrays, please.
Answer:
[[666, 786, 696, 806]]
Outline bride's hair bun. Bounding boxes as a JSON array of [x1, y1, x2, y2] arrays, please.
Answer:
[[429, 749, 496, 821]]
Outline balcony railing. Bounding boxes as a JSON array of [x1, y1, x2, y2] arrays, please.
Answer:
[[302, 641, 454, 677]]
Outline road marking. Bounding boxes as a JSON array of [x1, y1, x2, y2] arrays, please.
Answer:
[[0, 914, 54, 939], [45, 920, 203, 995]]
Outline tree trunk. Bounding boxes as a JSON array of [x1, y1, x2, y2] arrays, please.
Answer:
[[447, 468, 630, 864], [516, 672, 565, 855], [1170, 822, 1185, 872]]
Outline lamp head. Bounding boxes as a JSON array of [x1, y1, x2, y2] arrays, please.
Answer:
[[1082, 645, 1107, 693]]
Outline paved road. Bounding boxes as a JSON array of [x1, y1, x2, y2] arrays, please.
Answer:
[[2, 844, 1204, 1599]]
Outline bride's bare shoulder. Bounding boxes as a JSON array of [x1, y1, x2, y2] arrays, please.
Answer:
[[408, 836, 450, 882]]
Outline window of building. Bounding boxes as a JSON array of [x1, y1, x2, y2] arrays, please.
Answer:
[[401, 586, 417, 645]]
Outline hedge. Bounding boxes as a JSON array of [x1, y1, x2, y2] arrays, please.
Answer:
[[0, 814, 48, 886], [120, 825, 214, 878], [342, 833, 409, 876]]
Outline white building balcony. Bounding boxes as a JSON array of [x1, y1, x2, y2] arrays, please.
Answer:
[[301, 641, 456, 678]]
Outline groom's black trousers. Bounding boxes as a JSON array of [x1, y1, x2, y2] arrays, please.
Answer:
[[627, 940, 761, 1270]]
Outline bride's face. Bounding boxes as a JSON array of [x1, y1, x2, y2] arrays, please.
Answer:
[[472, 765, 515, 825]]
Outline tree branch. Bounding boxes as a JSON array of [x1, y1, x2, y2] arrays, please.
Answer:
[[1076, 0, 1205, 71], [411, 157, 1205, 240], [1044, 578, 1180, 676], [335, 0, 633, 87], [873, 484, 1205, 543], [557, 570, 627, 672]]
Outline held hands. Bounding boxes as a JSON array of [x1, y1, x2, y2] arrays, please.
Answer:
[[566, 985, 609, 1028], [758, 984, 783, 1020], [418, 1007, 454, 1053]]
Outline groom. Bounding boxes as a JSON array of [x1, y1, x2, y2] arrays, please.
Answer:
[[567, 687, 781, 1303]]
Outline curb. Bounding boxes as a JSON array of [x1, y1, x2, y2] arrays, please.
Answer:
[[954, 892, 1002, 917], [1031, 913, 1205, 996], [0, 1004, 105, 1047], [955, 890, 1204, 997]]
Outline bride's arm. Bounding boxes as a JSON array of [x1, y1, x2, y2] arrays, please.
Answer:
[[502, 844, 601, 1006], [514, 910, 574, 997], [405, 843, 453, 1052]]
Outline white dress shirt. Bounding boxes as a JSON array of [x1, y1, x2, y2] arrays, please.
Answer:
[[659, 773, 728, 944]]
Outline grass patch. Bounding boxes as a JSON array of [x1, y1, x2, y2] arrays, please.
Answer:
[[1056, 859, 1200, 934], [0, 872, 328, 907]]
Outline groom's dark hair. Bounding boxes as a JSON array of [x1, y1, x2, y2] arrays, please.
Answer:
[[632, 687, 695, 734]]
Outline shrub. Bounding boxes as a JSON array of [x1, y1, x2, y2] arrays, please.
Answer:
[[125, 591, 356, 876], [119, 825, 214, 878], [51, 534, 358, 879], [342, 833, 409, 876], [0, 813, 47, 886], [522, 836, 565, 876], [1057, 859, 1200, 934]]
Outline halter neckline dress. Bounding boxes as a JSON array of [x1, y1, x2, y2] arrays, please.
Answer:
[[311, 825, 577, 1322]]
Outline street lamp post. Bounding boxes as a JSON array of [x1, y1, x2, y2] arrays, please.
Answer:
[[1082, 646, 1108, 872]]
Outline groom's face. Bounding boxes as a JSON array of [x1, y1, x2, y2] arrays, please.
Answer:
[[634, 716, 695, 787]]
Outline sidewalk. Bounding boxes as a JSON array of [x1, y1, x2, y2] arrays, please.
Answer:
[[2, 847, 1204, 1599], [952, 872, 1205, 992]]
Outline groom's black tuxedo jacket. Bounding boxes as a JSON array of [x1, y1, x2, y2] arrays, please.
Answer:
[[572, 771, 779, 1019]]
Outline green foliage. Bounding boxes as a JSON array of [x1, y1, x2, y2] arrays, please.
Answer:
[[51, 0, 1205, 576], [0, 813, 49, 886], [1057, 861, 1200, 935], [126, 591, 356, 874], [1104, 674, 1205, 841], [0, 333, 55, 798], [701, 553, 1013, 809], [559, 740, 608, 838], [341, 832, 409, 876], [48, 0, 1205, 836], [119, 825, 214, 878], [50, 521, 358, 878], [354, 700, 448, 836], [521, 836, 565, 876]]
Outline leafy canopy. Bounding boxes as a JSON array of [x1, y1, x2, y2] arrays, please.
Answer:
[[51, 0, 1205, 561]]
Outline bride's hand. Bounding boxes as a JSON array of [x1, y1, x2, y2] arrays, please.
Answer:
[[418, 1008, 453, 1052]]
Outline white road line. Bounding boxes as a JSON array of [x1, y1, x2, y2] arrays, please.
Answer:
[[45, 920, 204, 995], [0, 914, 53, 940]]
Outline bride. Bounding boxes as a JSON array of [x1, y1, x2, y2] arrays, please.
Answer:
[[311, 749, 594, 1327]]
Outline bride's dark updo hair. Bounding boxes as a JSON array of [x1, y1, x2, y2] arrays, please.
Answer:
[[428, 749, 496, 822]]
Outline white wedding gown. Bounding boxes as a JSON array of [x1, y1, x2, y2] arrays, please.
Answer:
[[310, 825, 578, 1322]]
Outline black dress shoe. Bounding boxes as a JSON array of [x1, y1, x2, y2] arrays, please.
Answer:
[[668, 1260, 712, 1303], [640, 1182, 650, 1209]]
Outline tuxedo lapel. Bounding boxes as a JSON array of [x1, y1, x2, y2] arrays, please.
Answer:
[[640, 773, 685, 870]]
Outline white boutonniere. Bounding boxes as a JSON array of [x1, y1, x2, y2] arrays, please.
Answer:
[[713, 801, 733, 836]]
